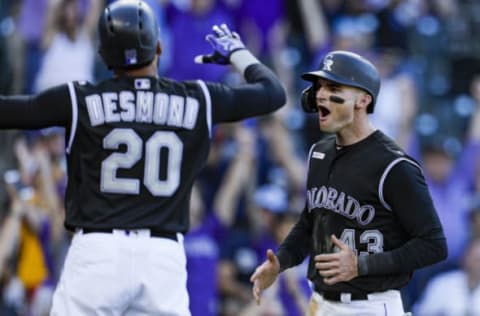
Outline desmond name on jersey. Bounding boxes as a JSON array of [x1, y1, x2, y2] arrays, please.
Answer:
[[84, 91, 200, 129], [307, 186, 376, 226]]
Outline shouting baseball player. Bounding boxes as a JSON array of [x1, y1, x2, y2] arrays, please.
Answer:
[[250, 50, 447, 316], [0, 0, 286, 315]]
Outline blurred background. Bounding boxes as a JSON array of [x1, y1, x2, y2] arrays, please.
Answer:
[[0, 0, 479, 315]]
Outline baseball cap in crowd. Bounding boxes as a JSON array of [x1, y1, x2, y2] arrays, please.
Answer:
[[253, 184, 288, 214]]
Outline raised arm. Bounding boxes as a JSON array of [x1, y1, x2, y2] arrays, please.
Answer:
[[42, 0, 61, 49], [195, 24, 286, 123], [213, 124, 256, 227], [468, 76, 480, 142], [83, 0, 104, 39]]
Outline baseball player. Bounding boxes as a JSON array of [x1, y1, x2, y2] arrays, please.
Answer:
[[250, 50, 447, 316], [0, 1, 286, 315]]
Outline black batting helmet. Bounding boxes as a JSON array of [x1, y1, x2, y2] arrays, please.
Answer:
[[98, 0, 159, 69], [301, 50, 380, 113]]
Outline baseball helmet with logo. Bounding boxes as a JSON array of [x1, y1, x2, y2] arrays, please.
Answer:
[[98, 0, 159, 69], [301, 50, 380, 113]]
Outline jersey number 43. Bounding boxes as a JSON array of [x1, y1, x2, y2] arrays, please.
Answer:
[[100, 128, 183, 196]]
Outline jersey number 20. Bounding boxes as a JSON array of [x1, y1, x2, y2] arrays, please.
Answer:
[[100, 128, 182, 196]]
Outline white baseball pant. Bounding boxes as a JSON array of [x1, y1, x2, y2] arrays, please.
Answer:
[[308, 289, 406, 316], [50, 229, 190, 316]]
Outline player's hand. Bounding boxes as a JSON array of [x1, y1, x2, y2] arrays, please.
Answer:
[[314, 234, 358, 285], [194, 23, 246, 65], [250, 249, 280, 305]]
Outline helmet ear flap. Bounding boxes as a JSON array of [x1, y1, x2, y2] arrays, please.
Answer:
[[301, 85, 318, 113]]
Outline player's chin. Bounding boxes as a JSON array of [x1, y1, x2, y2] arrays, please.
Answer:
[[318, 121, 337, 133], [319, 115, 352, 133]]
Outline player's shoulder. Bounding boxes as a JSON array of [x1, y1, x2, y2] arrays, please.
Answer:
[[371, 131, 404, 156], [68, 80, 99, 95], [159, 77, 205, 93], [372, 131, 422, 172], [371, 131, 413, 161], [71, 77, 204, 94], [302, 135, 335, 164], [71, 80, 95, 89], [306, 134, 336, 159], [311, 134, 336, 150]]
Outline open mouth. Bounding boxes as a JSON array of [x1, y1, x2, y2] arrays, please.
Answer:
[[318, 105, 331, 117]]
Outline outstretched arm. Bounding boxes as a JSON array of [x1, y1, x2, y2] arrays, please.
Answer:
[[196, 24, 286, 123], [250, 249, 280, 305], [207, 63, 286, 123], [275, 205, 312, 271], [0, 84, 71, 129], [250, 205, 312, 304]]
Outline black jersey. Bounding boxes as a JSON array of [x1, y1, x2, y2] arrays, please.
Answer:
[[64, 77, 213, 233], [0, 63, 286, 234], [277, 131, 447, 294]]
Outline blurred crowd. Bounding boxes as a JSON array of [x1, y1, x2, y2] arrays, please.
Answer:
[[0, 0, 479, 315]]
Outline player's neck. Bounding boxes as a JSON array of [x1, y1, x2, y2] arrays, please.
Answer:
[[113, 61, 159, 78], [114, 67, 158, 78], [336, 117, 376, 147]]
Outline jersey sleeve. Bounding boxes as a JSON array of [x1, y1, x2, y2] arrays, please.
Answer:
[[276, 203, 313, 272], [275, 144, 316, 271], [205, 63, 286, 124], [0, 84, 72, 129], [358, 159, 448, 276]]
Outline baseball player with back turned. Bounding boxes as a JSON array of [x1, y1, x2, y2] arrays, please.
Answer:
[[0, 1, 286, 315], [250, 50, 448, 316]]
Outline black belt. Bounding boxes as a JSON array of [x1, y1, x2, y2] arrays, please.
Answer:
[[81, 228, 178, 241], [321, 291, 369, 302]]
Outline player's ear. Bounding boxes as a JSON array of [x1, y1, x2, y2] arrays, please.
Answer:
[[354, 92, 372, 111]]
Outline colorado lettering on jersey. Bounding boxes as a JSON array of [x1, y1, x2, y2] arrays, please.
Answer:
[[84, 91, 200, 129], [307, 186, 375, 225]]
